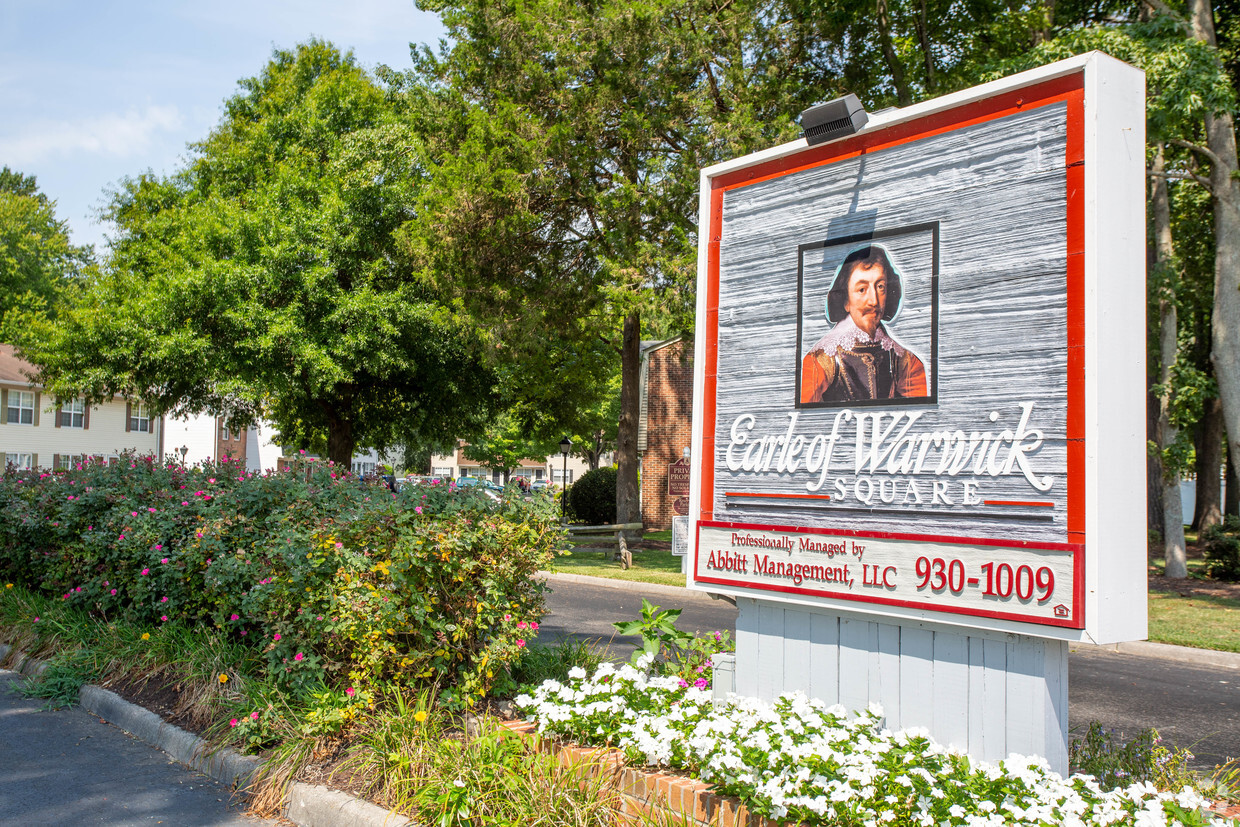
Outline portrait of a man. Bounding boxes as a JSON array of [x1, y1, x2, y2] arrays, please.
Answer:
[[799, 243, 929, 404]]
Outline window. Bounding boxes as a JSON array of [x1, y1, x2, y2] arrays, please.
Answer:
[[552, 469, 574, 484], [129, 403, 151, 433], [59, 398, 85, 428], [6, 391, 34, 425], [433, 466, 452, 477], [221, 425, 231, 442], [4, 453, 32, 470], [56, 454, 84, 471]]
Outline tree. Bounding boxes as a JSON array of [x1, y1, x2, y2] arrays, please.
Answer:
[[0, 167, 92, 347], [32, 42, 499, 467], [461, 413, 558, 482]]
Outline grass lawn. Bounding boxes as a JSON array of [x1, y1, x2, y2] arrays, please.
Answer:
[[1148, 590, 1240, 653], [550, 548, 687, 587]]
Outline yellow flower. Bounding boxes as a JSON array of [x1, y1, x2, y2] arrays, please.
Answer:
[[218, 673, 229, 684], [141, 632, 150, 640], [414, 710, 428, 723], [4, 583, 12, 588]]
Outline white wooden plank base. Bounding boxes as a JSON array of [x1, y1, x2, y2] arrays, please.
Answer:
[[733, 597, 1069, 774]]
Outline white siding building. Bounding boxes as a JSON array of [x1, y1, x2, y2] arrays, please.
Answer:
[[0, 344, 162, 469]]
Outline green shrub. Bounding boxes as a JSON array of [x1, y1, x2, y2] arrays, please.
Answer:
[[0, 456, 559, 708], [566, 467, 616, 526], [1203, 516, 1240, 582], [1069, 722, 1198, 792]]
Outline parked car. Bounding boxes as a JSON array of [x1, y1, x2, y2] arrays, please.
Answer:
[[531, 479, 552, 492], [454, 476, 502, 500]]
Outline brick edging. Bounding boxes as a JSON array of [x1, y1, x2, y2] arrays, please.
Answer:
[[496, 719, 782, 827]]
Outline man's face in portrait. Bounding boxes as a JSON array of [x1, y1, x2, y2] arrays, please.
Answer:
[[844, 261, 888, 337]]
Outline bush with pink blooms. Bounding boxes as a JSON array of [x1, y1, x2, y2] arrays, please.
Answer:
[[0, 455, 557, 707]]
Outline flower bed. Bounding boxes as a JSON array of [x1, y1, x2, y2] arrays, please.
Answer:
[[516, 662, 1235, 827], [0, 456, 558, 707]]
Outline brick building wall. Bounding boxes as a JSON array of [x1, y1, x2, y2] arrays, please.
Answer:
[[641, 339, 694, 530]]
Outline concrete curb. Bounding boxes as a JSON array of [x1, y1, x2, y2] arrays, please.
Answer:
[[541, 572, 1240, 670], [0, 644, 410, 827]]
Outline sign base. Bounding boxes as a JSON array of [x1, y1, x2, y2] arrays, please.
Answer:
[[732, 596, 1068, 773]]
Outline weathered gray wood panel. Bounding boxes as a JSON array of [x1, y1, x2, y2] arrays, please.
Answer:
[[733, 601, 1069, 771], [713, 104, 1072, 544]]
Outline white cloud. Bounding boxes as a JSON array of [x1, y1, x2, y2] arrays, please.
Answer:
[[0, 104, 185, 166]]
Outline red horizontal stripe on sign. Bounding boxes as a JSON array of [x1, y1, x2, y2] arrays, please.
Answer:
[[725, 492, 832, 501], [983, 500, 1055, 508]]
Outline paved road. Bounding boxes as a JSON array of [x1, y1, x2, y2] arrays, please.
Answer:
[[540, 575, 1240, 771], [0, 670, 273, 826]]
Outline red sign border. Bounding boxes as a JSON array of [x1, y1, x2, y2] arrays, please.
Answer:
[[694, 73, 1088, 631], [695, 519, 1086, 629]]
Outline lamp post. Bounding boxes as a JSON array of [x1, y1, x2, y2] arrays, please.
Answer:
[[178, 445, 188, 469], [558, 436, 572, 524]]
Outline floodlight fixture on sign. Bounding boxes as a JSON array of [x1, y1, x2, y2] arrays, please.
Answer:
[[800, 94, 869, 146]]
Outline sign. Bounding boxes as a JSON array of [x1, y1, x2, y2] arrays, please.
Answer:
[[671, 496, 689, 516], [671, 515, 690, 556], [687, 54, 1147, 643], [667, 458, 691, 496], [695, 521, 1080, 627]]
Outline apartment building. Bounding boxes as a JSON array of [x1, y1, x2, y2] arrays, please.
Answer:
[[0, 344, 161, 470]]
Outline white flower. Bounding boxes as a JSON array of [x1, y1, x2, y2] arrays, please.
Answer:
[[568, 666, 586, 680]]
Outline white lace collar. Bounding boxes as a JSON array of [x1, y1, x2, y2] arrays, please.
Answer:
[[808, 315, 907, 357]]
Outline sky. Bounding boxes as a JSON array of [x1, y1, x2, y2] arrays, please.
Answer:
[[0, 0, 447, 252]]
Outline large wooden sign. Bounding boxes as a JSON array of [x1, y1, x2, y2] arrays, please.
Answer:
[[687, 53, 1146, 643]]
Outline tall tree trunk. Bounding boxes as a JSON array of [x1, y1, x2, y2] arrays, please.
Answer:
[[1152, 145, 1188, 578], [616, 311, 642, 535], [876, 0, 913, 106], [1190, 0, 1240, 530], [1033, 0, 1056, 44], [1149, 385, 1165, 534], [914, 0, 936, 92], [1193, 396, 1224, 530], [326, 418, 355, 470], [1226, 439, 1239, 516]]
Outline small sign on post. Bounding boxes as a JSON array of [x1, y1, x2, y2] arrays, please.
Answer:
[[667, 458, 691, 496], [671, 516, 690, 556]]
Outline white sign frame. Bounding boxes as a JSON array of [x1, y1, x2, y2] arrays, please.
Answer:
[[687, 52, 1146, 645]]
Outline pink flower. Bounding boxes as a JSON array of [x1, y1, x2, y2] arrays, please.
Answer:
[[504, 614, 512, 621], [33, 617, 39, 622], [273, 633, 281, 641], [345, 687, 355, 697], [516, 639, 525, 648], [118, 534, 125, 540], [110, 589, 117, 595], [239, 630, 247, 636], [677, 679, 689, 688], [160, 596, 168, 603], [250, 711, 259, 720], [334, 542, 342, 549], [154, 544, 162, 551], [517, 621, 527, 630], [131, 511, 138, 517], [161, 615, 168, 621], [530, 621, 539, 631], [75, 586, 82, 592], [181, 501, 188, 506], [195, 491, 203, 496], [148, 507, 156, 512], [415, 506, 423, 515], [208, 478, 215, 484], [230, 719, 239, 728], [161, 558, 168, 564], [230, 614, 239, 621], [294, 652, 304, 661], [693, 678, 708, 689], [196, 532, 203, 539], [141, 568, 149, 575]]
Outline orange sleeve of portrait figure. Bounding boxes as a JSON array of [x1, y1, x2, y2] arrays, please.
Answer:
[[897, 352, 928, 397], [801, 352, 827, 403]]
